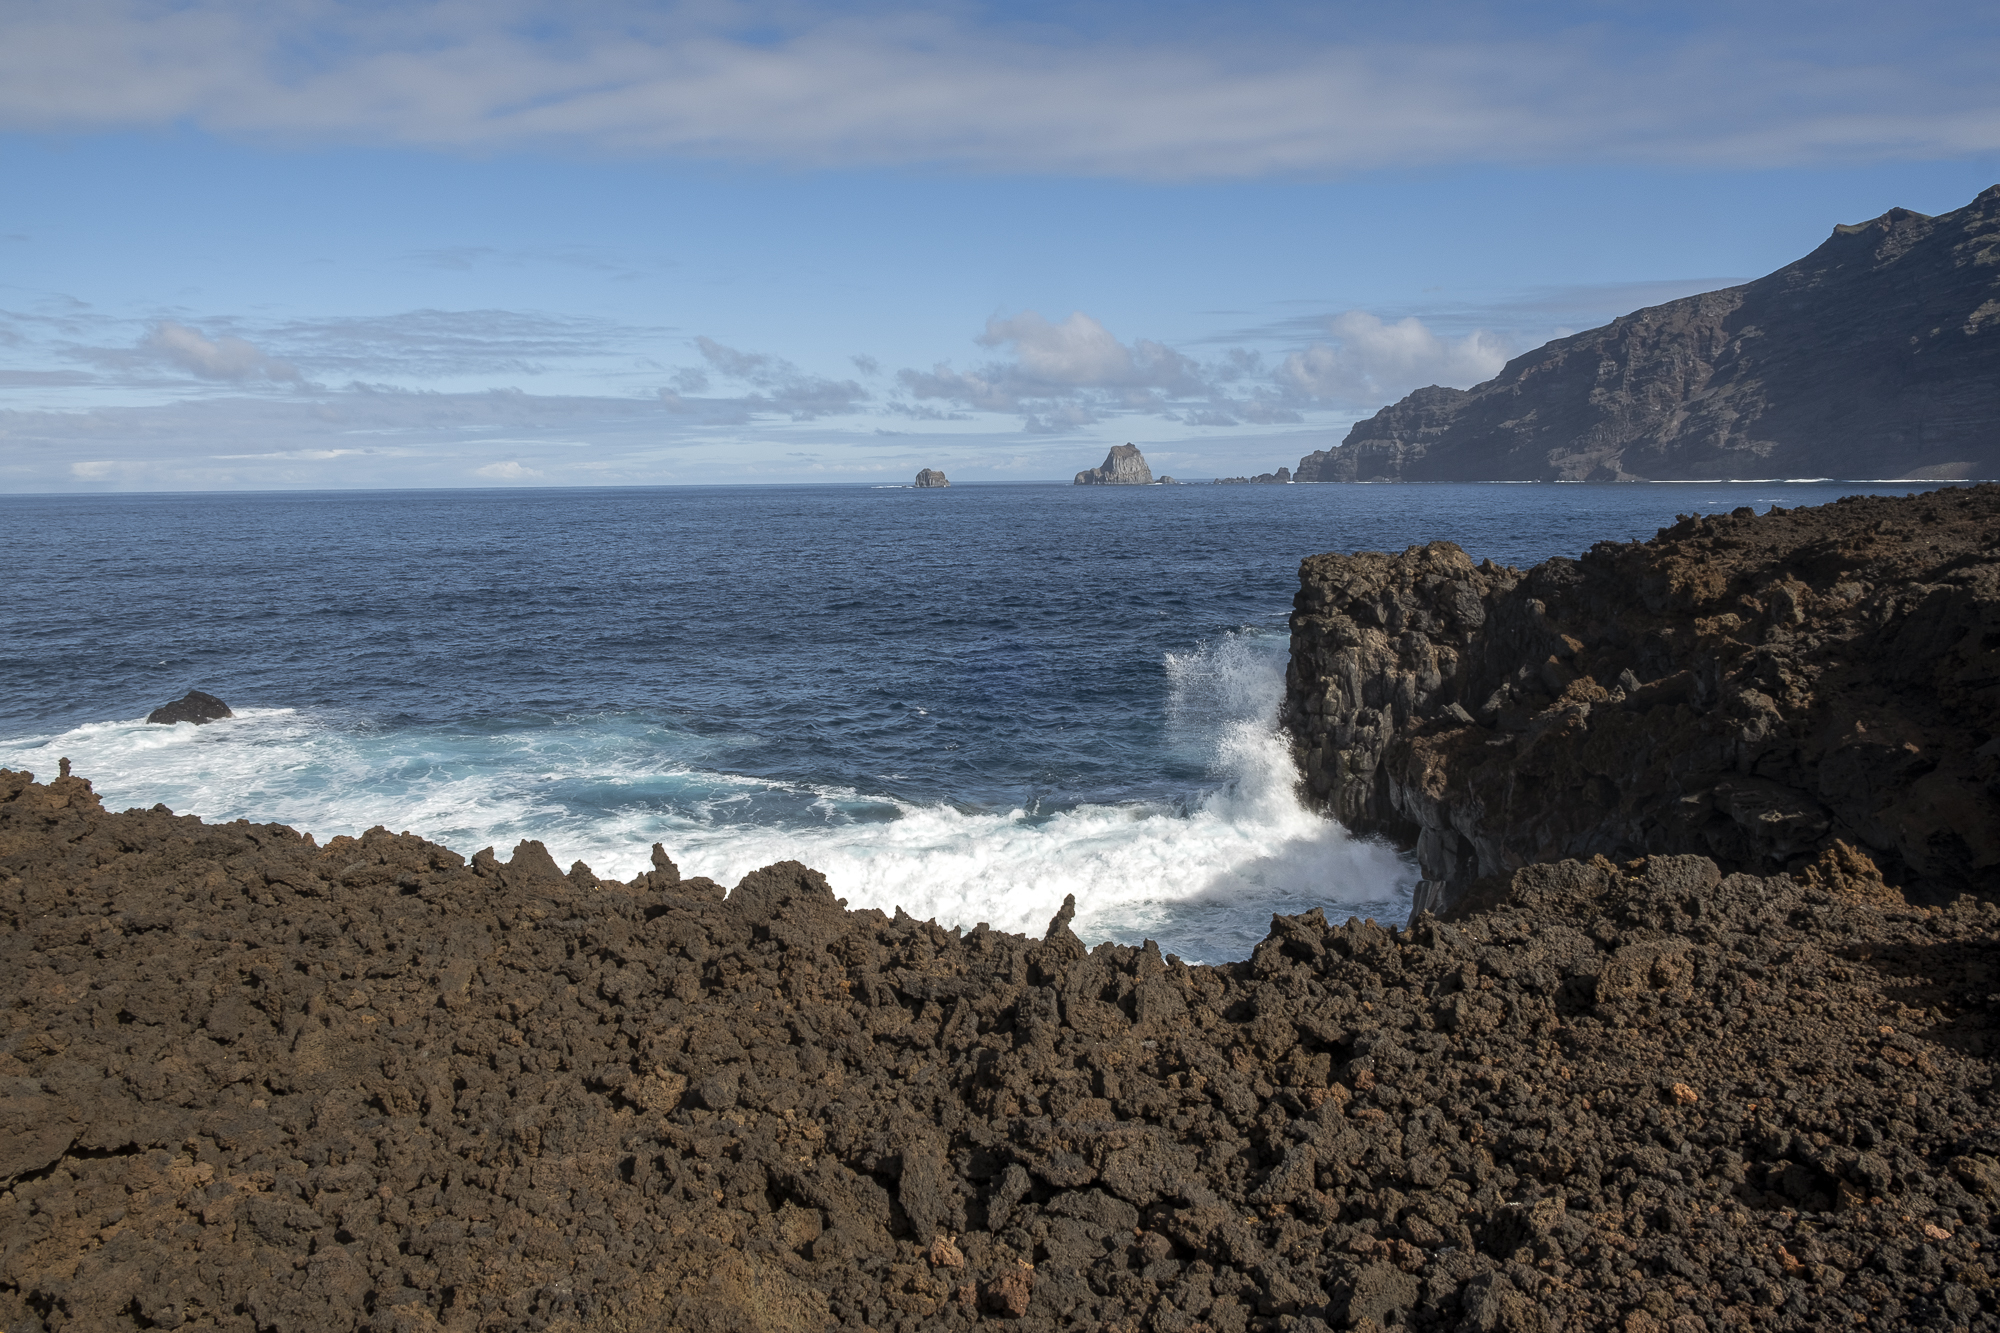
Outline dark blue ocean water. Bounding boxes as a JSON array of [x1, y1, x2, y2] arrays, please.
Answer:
[[0, 479, 1947, 959]]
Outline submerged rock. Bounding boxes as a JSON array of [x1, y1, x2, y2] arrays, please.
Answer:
[[1073, 443, 1153, 485], [1282, 484, 2000, 908], [4, 766, 1998, 1330], [145, 690, 233, 725], [915, 468, 950, 488]]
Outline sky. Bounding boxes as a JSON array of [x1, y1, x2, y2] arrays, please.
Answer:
[[3, 0, 1999, 490]]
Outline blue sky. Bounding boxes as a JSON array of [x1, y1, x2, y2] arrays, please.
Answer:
[[3, 0, 1998, 489]]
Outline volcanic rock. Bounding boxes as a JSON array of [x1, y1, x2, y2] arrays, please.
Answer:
[[1281, 484, 2000, 909], [1293, 183, 2000, 482], [1216, 467, 1292, 485], [5, 767, 2000, 1330], [145, 690, 233, 725], [1073, 444, 1154, 485], [916, 469, 951, 488]]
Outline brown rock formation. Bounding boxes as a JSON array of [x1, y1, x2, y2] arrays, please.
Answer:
[[1281, 484, 2000, 911], [6, 767, 2000, 1329], [915, 469, 951, 488], [1294, 183, 2000, 482]]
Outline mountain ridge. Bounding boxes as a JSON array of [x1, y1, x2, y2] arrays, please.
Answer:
[[1295, 183, 2000, 482]]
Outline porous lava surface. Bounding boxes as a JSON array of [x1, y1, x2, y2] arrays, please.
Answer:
[[1282, 484, 2000, 910], [6, 769, 2000, 1331]]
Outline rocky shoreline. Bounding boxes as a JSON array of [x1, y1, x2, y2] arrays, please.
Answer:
[[6, 486, 2000, 1332], [1282, 485, 2000, 916], [3, 805, 1998, 1329]]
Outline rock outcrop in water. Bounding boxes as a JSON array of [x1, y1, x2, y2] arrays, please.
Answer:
[[1281, 485, 2000, 913], [1217, 468, 1292, 485], [146, 690, 233, 725], [1291, 184, 2000, 483], [7, 767, 2000, 1331], [916, 469, 951, 488], [1074, 444, 1154, 486]]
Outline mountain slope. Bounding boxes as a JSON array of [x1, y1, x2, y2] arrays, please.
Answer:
[[1296, 183, 2000, 482]]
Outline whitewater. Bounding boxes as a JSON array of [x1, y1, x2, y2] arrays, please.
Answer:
[[2, 480, 1910, 962], [0, 631, 1411, 962]]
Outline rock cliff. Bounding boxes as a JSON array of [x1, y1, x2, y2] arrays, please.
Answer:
[[1074, 444, 1154, 485], [1282, 485, 2000, 913], [916, 469, 951, 488], [7, 766, 2000, 1330], [1294, 184, 2000, 482]]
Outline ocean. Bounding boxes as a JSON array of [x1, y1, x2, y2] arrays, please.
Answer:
[[0, 479, 1943, 961]]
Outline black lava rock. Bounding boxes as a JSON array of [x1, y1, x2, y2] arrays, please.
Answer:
[[145, 690, 234, 725]]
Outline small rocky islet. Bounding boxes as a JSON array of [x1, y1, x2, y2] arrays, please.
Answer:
[[1073, 445, 1155, 485], [4, 485, 1999, 1332], [145, 691, 234, 726]]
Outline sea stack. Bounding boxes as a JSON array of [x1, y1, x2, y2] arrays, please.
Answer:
[[145, 690, 233, 725], [1073, 443, 1153, 485], [914, 468, 950, 488]]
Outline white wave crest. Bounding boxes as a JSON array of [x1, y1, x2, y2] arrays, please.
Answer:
[[1, 636, 1412, 960]]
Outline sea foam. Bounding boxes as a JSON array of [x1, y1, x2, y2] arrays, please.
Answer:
[[0, 633, 1411, 961]]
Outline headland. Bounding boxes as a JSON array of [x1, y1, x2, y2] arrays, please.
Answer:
[[1290, 184, 2000, 484]]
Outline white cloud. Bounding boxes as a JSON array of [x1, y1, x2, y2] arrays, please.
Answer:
[[981, 312, 1137, 387], [146, 320, 300, 382], [898, 309, 1279, 431], [1277, 311, 1511, 407], [900, 310, 1206, 417], [475, 460, 543, 480], [70, 460, 114, 477], [0, 2, 1992, 177]]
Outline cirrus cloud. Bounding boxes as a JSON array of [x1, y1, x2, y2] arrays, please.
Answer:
[[0, 2, 1994, 178], [693, 336, 868, 419]]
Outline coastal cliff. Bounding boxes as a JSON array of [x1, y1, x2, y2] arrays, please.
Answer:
[[7, 767, 2000, 1330], [1281, 485, 2000, 911], [1293, 184, 2000, 483]]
